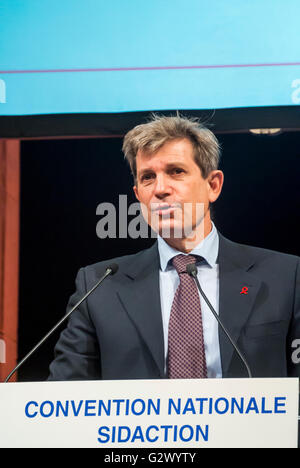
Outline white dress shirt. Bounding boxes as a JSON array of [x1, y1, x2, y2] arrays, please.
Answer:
[[157, 222, 222, 378]]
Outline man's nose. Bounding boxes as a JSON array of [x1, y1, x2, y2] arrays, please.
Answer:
[[154, 174, 171, 198]]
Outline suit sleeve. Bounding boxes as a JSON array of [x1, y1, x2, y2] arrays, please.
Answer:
[[48, 268, 101, 381], [287, 258, 300, 378]]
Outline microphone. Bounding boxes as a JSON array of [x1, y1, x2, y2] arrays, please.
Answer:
[[4, 263, 119, 383], [186, 263, 252, 378]]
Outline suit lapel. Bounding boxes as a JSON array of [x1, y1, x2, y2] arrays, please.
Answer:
[[116, 243, 165, 377], [218, 234, 262, 377]]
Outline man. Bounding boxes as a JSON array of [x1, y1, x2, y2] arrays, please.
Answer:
[[48, 115, 300, 381]]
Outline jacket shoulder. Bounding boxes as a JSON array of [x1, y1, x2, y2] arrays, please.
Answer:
[[219, 233, 299, 269], [80, 242, 158, 280]]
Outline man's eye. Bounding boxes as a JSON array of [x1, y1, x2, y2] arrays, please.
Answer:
[[172, 168, 184, 175], [141, 173, 155, 181]]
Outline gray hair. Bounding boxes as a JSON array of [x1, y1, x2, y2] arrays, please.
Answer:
[[122, 114, 221, 181]]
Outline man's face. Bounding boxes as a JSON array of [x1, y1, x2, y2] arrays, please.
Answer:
[[133, 138, 223, 245]]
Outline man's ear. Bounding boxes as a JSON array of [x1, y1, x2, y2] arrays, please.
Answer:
[[133, 185, 140, 202], [207, 170, 224, 203]]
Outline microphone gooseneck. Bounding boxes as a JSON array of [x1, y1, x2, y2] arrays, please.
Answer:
[[4, 264, 119, 383], [186, 263, 252, 378]]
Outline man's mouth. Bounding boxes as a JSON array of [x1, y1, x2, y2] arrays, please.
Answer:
[[151, 203, 179, 216]]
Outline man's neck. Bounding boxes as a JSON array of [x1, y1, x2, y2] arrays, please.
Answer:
[[161, 219, 213, 253]]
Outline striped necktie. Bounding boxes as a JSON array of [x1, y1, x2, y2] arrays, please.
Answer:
[[167, 254, 207, 379]]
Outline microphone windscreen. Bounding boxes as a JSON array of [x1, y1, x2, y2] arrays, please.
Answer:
[[107, 263, 119, 275], [186, 263, 197, 276]]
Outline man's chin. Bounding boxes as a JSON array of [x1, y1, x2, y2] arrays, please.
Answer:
[[154, 221, 205, 245], [156, 222, 195, 240]]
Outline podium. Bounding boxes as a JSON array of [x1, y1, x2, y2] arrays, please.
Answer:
[[0, 378, 298, 448]]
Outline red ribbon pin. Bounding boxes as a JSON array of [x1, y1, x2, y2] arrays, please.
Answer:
[[240, 286, 249, 295]]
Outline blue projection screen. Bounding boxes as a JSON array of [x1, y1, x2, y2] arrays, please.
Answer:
[[0, 0, 300, 116]]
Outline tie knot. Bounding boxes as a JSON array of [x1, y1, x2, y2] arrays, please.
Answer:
[[172, 254, 196, 274]]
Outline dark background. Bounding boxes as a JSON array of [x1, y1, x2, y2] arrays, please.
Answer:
[[18, 129, 300, 381]]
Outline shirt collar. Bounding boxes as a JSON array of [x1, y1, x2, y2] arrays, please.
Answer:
[[157, 222, 219, 272]]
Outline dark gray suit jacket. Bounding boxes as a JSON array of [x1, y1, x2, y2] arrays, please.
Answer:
[[48, 234, 300, 381]]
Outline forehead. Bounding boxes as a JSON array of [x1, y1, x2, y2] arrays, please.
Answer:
[[136, 138, 196, 169]]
